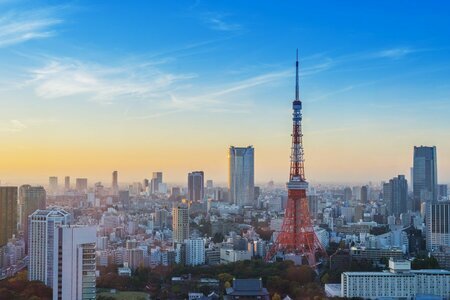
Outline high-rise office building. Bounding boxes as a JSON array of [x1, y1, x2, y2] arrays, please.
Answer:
[[413, 146, 438, 210], [112, 171, 118, 193], [75, 178, 88, 193], [28, 209, 71, 287], [426, 201, 450, 251], [49, 177, 58, 194], [56, 225, 96, 300], [384, 175, 408, 217], [188, 171, 204, 202], [64, 176, 70, 191], [229, 146, 255, 207], [19, 185, 46, 252], [360, 185, 368, 204], [172, 204, 189, 243], [151, 172, 163, 194], [0, 186, 17, 267]]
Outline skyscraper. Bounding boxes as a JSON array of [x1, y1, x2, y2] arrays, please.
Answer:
[[151, 172, 163, 194], [112, 170, 118, 193], [360, 185, 369, 204], [19, 185, 46, 252], [49, 176, 58, 194], [75, 178, 88, 193], [0, 186, 17, 267], [229, 146, 255, 207], [384, 175, 408, 217], [28, 209, 71, 287], [426, 201, 450, 251], [64, 176, 70, 191], [188, 171, 204, 202], [413, 146, 438, 210], [172, 204, 189, 243], [56, 225, 96, 300]]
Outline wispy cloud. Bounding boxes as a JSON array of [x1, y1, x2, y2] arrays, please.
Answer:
[[374, 47, 416, 59], [0, 7, 63, 47], [126, 69, 288, 119], [203, 12, 241, 31], [27, 58, 196, 103], [0, 119, 27, 132]]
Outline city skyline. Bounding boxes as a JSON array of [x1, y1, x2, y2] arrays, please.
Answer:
[[1, 1, 450, 184]]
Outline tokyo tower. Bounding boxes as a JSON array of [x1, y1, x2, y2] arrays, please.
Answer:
[[266, 51, 327, 267]]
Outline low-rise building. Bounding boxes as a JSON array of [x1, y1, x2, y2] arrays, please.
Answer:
[[341, 258, 450, 299]]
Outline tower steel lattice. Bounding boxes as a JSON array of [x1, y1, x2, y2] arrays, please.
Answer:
[[265, 50, 327, 267]]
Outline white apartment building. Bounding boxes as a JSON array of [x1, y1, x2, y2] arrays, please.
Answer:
[[185, 238, 205, 266], [56, 225, 96, 300], [341, 259, 450, 299], [28, 209, 71, 286]]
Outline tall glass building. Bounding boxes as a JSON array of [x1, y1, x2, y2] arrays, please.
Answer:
[[413, 146, 437, 210], [229, 146, 255, 207]]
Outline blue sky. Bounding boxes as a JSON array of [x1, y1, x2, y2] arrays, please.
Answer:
[[0, 0, 449, 185]]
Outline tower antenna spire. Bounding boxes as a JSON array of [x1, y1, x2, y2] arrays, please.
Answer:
[[265, 50, 327, 267], [295, 48, 299, 101]]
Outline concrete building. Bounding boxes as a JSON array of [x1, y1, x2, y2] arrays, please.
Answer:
[[172, 204, 189, 243], [341, 259, 450, 299], [220, 248, 252, 264], [56, 225, 96, 300], [186, 238, 205, 266], [426, 201, 450, 251], [229, 146, 254, 207], [28, 209, 71, 286]]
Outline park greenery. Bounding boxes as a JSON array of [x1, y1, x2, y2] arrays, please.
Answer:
[[97, 259, 325, 299], [0, 271, 52, 300]]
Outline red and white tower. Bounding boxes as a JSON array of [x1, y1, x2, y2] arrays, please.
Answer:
[[266, 51, 327, 267]]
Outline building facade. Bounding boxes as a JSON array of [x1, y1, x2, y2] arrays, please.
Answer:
[[28, 209, 71, 287], [341, 259, 450, 299], [188, 171, 204, 202], [384, 175, 408, 217], [19, 185, 46, 252], [185, 238, 205, 266], [413, 146, 438, 210], [228, 146, 254, 207], [0, 186, 17, 267], [426, 201, 450, 251], [172, 204, 189, 243]]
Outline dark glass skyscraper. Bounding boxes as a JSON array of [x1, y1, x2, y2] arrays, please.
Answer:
[[384, 175, 408, 217], [413, 146, 437, 210], [188, 171, 204, 202]]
